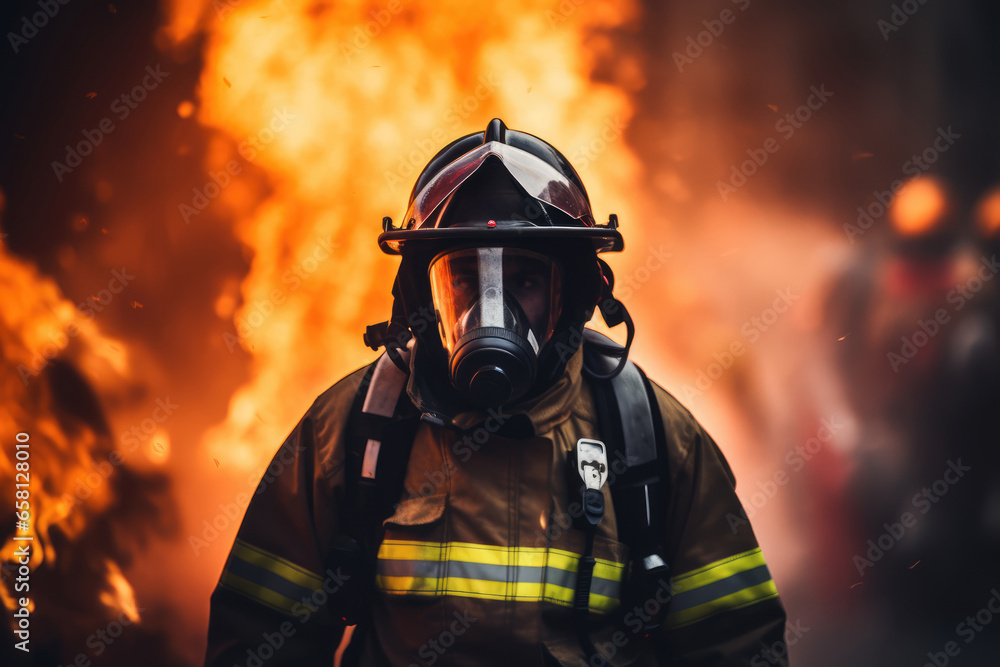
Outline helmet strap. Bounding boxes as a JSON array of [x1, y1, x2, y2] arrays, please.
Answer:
[[588, 260, 634, 380], [363, 275, 413, 355]]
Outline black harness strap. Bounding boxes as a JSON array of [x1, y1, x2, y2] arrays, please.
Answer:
[[338, 356, 418, 666], [574, 527, 604, 666], [343, 364, 378, 542], [579, 331, 673, 662]]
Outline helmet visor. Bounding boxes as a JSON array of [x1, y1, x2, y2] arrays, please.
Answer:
[[405, 141, 595, 229], [428, 248, 563, 356]]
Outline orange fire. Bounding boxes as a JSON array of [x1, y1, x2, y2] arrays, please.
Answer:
[[161, 0, 646, 474], [1, 247, 118, 552], [0, 232, 140, 622]]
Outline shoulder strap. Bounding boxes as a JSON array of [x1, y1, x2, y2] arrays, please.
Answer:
[[582, 329, 672, 625], [339, 353, 419, 665], [582, 329, 666, 489], [345, 351, 418, 544], [338, 353, 418, 612]]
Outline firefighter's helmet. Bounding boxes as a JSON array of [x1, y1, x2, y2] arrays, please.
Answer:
[[374, 119, 629, 410]]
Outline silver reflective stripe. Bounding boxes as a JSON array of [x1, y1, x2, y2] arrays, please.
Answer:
[[360, 440, 381, 479], [225, 555, 319, 610], [360, 350, 410, 479], [376, 559, 620, 598], [642, 553, 665, 571], [667, 564, 773, 613], [591, 576, 621, 600], [526, 328, 539, 354], [477, 247, 505, 329]]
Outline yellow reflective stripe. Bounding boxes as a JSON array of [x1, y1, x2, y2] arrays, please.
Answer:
[[665, 580, 779, 629], [593, 559, 626, 580], [375, 575, 621, 612], [376, 575, 441, 594], [546, 549, 577, 572], [219, 539, 325, 616], [377, 540, 622, 573], [219, 570, 304, 616], [588, 593, 620, 613], [377, 576, 535, 598], [671, 547, 767, 593], [664, 547, 779, 629], [543, 582, 574, 605], [377, 540, 447, 562], [231, 539, 324, 591], [376, 540, 624, 613]]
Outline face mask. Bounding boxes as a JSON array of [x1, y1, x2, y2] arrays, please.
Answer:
[[428, 247, 562, 407]]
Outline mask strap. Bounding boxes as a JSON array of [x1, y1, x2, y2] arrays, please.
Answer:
[[589, 259, 634, 380], [363, 275, 413, 373]]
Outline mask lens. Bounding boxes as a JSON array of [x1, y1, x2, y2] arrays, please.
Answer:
[[501, 251, 561, 346], [428, 248, 562, 356]]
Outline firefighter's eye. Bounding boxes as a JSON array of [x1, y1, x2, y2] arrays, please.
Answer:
[[508, 272, 542, 293], [452, 273, 476, 292]]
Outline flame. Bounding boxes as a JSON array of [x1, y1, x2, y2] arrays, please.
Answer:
[[890, 176, 947, 237], [0, 234, 140, 619], [1, 246, 125, 553], [100, 559, 142, 623], [163, 0, 644, 470]]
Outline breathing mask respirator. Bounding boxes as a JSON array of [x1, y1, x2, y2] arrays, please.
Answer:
[[429, 247, 562, 408]]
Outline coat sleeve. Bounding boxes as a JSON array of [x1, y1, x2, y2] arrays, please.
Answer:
[[649, 386, 789, 666], [204, 367, 370, 667]]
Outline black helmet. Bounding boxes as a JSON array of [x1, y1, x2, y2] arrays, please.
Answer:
[[378, 118, 623, 255], [368, 119, 631, 415]]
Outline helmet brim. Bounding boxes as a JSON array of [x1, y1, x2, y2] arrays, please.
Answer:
[[379, 225, 623, 255]]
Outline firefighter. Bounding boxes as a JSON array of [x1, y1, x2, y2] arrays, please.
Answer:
[[205, 119, 788, 666]]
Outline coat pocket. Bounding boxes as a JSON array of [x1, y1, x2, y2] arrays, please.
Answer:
[[376, 494, 448, 599]]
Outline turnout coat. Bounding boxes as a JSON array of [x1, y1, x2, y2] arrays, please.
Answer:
[[205, 347, 788, 666]]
